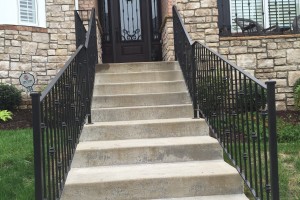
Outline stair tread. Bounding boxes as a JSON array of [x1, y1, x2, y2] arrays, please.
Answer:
[[96, 70, 182, 76], [94, 80, 185, 86], [84, 118, 205, 127], [76, 136, 218, 151], [66, 160, 237, 184], [91, 104, 193, 111], [93, 91, 189, 97], [152, 194, 248, 200]]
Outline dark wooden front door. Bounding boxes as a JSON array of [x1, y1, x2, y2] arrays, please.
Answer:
[[99, 0, 162, 63]]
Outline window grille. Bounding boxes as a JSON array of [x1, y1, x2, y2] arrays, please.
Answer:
[[19, 0, 36, 24]]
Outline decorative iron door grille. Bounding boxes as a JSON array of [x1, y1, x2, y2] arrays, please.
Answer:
[[100, 0, 162, 63]]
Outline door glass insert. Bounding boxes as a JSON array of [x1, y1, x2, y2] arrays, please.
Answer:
[[100, 0, 110, 42], [119, 0, 142, 41], [151, 0, 160, 41]]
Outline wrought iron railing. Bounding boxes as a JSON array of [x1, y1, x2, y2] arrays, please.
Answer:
[[218, 0, 300, 36], [31, 8, 97, 200], [173, 6, 279, 200]]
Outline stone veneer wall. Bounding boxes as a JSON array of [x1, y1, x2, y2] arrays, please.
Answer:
[[161, 0, 220, 61], [160, 0, 175, 61], [219, 35, 300, 110], [0, 0, 77, 108], [0, 0, 102, 109], [174, 0, 219, 50]]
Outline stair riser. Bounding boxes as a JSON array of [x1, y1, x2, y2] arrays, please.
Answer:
[[91, 105, 194, 122], [94, 71, 184, 84], [72, 143, 222, 167], [96, 62, 180, 73], [93, 81, 187, 95], [92, 93, 191, 108], [154, 194, 249, 200], [80, 120, 209, 142], [61, 174, 243, 200]]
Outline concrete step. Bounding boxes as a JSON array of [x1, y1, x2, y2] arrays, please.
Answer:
[[61, 161, 243, 200], [72, 136, 222, 167], [96, 61, 180, 73], [153, 194, 248, 200], [94, 70, 184, 84], [80, 118, 209, 142], [91, 104, 194, 122], [92, 92, 191, 108], [93, 81, 187, 96]]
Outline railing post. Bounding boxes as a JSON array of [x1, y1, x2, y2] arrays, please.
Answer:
[[266, 80, 280, 200], [85, 47, 92, 125], [191, 43, 198, 118], [30, 92, 44, 200]]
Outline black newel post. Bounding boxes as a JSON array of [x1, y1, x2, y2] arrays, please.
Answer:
[[31, 92, 44, 200], [266, 81, 280, 200], [191, 43, 198, 118]]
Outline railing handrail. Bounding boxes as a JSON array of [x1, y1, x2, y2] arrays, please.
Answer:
[[85, 9, 95, 48], [173, 6, 266, 89], [173, 7, 194, 46], [32, 8, 98, 200]]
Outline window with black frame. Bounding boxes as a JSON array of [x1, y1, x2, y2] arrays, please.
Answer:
[[218, 0, 300, 36]]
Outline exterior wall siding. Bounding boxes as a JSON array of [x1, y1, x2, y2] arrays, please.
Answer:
[[219, 36, 300, 110]]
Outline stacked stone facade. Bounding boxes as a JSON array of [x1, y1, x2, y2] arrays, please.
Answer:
[[160, 0, 175, 61], [174, 0, 219, 49], [219, 35, 300, 110], [0, 0, 77, 108], [0, 0, 104, 109]]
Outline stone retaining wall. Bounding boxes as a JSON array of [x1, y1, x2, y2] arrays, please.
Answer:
[[219, 35, 300, 110]]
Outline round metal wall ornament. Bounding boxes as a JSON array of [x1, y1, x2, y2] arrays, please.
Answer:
[[19, 72, 35, 92]]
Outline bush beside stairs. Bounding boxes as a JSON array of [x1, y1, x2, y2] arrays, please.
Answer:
[[61, 61, 248, 200]]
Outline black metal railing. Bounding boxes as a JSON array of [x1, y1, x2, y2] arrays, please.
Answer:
[[31, 8, 97, 200], [173, 6, 279, 200], [218, 0, 300, 36]]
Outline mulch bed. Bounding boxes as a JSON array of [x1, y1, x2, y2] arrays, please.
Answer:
[[0, 109, 32, 130], [277, 110, 300, 125], [0, 109, 299, 130]]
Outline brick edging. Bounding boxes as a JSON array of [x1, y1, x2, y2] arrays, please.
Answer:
[[0, 24, 48, 33], [220, 34, 300, 41]]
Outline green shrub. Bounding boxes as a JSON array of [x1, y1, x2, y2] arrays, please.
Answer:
[[0, 84, 22, 111], [0, 110, 13, 122], [294, 78, 300, 109]]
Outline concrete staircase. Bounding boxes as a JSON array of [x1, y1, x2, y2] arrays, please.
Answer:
[[61, 61, 248, 200]]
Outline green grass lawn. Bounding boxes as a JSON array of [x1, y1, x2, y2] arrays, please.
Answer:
[[0, 128, 34, 200], [278, 143, 300, 200]]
